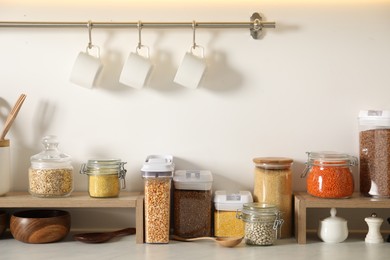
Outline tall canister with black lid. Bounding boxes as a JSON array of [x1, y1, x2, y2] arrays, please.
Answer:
[[141, 155, 174, 244], [359, 110, 390, 197], [173, 170, 213, 238]]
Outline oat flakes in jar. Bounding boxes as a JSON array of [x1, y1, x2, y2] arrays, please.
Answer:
[[237, 203, 283, 246], [80, 159, 127, 198], [29, 135, 73, 197], [141, 155, 174, 244], [253, 157, 293, 238]]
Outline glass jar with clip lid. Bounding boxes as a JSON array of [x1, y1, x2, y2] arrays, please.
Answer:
[[237, 202, 283, 246], [80, 159, 127, 198]]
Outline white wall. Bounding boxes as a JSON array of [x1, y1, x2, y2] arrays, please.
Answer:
[[1, 0, 390, 231]]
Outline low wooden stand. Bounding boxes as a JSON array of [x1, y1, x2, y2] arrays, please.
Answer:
[[294, 192, 390, 244], [0, 191, 144, 244]]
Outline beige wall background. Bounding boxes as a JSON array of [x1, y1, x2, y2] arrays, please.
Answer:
[[1, 0, 390, 231]]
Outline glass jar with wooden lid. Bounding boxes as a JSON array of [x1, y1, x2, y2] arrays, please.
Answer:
[[253, 157, 293, 238]]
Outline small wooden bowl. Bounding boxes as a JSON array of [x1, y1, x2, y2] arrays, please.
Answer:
[[10, 209, 70, 243], [0, 211, 6, 236]]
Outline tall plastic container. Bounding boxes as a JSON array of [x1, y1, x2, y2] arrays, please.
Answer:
[[253, 157, 293, 238], [173, 170, 213, 238], [359, 110, 390, 197], [141, 155, 174, 244]]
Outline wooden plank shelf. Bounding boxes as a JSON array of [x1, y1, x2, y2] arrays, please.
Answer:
[[294, 192, 390, 244], [0, 191, 144, 244]]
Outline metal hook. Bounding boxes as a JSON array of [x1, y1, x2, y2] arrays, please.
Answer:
[[192, 20, 197, 49], [87, 20, 93, 49], [137, 20, 142, 50]]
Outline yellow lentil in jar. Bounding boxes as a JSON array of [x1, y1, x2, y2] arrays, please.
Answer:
[[214, 211, 244, 237], [88, 174, 120, 198]]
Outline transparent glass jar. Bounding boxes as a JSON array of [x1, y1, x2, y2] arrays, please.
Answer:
[[302, 152, 357, 199], [359, 110, 390, 197], [141, 155, 174, 244], [29, 135, 73, 197], [253, 157, 293, 238], [237, 203, 283, 246], [80, 159, 127, 198]]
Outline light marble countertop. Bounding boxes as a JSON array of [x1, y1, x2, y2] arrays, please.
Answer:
[[1, 232, 390, 260]]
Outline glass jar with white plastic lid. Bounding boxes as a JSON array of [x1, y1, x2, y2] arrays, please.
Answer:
[[29, 135, 73, 197], [80, 159, 127, 198]]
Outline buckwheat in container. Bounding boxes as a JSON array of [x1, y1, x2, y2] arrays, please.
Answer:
[[173, 170, 213, 238], [359, 110, 390, 197], [141, 155, 174, 244]]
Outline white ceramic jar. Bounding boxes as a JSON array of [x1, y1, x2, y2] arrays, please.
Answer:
[[318, 208, 348, 243]]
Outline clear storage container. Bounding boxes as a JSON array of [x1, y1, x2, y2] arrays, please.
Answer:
[[80, 159, 127, 198], [0, 139, 10, 196], [302, 152, 357, 199], [173, 170, 213, 238], [141, 155, 174, 244], [214, 190, 252, 238], [253, 157, 293, 238], [29, 135, 73, 197], [359, 110, 390, 197], [237, 203, 283, 246]]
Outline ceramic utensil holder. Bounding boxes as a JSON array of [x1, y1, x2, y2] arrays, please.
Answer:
[[0, 139, 10, 196]]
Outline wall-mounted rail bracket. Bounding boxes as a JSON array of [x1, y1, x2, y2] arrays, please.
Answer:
[[250, 12, 274, 39]]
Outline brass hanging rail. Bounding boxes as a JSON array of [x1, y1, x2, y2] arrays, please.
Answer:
[[0, 12, 275, 39]]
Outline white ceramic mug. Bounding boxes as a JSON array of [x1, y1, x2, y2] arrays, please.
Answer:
[[0, 139, 10, 196], [174, 46, 206, 89], [70, 47, 103, 88], [119, 47, 153, 89]]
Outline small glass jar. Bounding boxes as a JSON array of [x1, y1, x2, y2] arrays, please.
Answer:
[[141, 155, 174, 244], [29, 135, 73, 197], [173, 170, 213, 238], [253, 157, 293, 238], [80, 159, 127, 198], [237, 203, 283, 246], [214, 191, 253, 238], [302, 152, 357, 198]]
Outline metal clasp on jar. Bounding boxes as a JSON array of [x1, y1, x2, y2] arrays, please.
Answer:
[[118, 162, 127, 189]]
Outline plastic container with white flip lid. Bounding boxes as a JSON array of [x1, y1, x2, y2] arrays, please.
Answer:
[[173, 170, 213, 238], [214, 191, 253, 237], [141, 155, 174, 244]]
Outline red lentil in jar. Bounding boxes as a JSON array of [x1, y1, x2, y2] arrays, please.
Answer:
[[302, 152, 357, 198]]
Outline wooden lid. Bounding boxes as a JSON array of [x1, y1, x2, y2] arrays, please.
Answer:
[[0, 139, 10, 147], [253, 157, 293, 164]]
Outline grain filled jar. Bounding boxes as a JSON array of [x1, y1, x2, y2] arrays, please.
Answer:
[[253, 157, 293, 238], [29, 135, 73, 197], [173, 170, 213, 238], [80, 159, 127, 198], [214, 190, 253, 238], [302, 152, 357, 199], [358, 110, 390, 197], [237, 203, 283, 246], [141, 155, 174, 244]]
